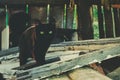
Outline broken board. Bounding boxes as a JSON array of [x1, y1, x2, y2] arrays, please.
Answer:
[[12, 57, 60, 70], [16, 44, 120, 80], [1, 37, 120, 80]]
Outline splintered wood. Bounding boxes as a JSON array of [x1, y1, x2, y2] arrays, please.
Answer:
[[16, 44, 120, 80], [1, 37, 120, 80], [45, 67, 111, 80]]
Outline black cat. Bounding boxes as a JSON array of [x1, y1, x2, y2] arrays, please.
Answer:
[[19, 20, 56, 66]]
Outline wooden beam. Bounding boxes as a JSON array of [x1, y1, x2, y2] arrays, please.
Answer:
[[51, 37, 120, 47], [0, 47, 19, 57], [68, 67, 111, 80], [1, 37, 120, 57], [16, 44, 120, 80], [0, 0, 69, 6], [45, 67, 111, 80], [1, 27, 9, 50]]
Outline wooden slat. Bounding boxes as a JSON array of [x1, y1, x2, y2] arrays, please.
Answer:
[[0, 0, 68, 6], [53, 37, 120, 47], [0, 47, 19, 57], [68, 67, 111, 80], [45, 74, 70, 80], [1, 37, 120, 57], [12, 51, 81, 70], [16, 44, 120, 80]]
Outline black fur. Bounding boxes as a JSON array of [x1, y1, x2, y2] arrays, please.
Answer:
[[34, 24, 55, 65], [19, 23, 55, 66]]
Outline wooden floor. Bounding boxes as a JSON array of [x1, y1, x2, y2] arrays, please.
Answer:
[[1, 37, 120, 80], [45, 67, 111, 80]]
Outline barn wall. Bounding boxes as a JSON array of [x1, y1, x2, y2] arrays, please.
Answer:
[[0, 0, 120, 48]]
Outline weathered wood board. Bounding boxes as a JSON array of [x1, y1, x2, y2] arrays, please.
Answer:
[[68, 67, 111, 80], [0, 47, 18, 57], [0, 37, 120, 80], [44, 67, 111, 80], [16, 44, 120, 80], [1, 37, 120, 58], [12, 56, 61, 70]]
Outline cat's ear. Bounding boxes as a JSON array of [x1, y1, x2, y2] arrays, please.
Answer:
[[49, 16, 56, 27]]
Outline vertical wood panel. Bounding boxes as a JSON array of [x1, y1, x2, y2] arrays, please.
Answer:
[[51, 6, 64, 28], [77, 0, 93, 40], [113, 8, 120, 37], [30, 6, 47, 23], [1, 6, 9, 50], [0, 8, 6, 50], [104, 7, 114, 38], [98, 3, 105, 38]]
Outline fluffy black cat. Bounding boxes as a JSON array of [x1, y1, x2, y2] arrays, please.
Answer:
[[19, 19, 56, 66]]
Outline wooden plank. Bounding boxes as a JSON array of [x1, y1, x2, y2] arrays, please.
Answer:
[[52, 37, 120, 47], [16, 44, 120, 80], [0, 43, 118, 61], [45, 74, 70, 80], [0, 47, 19, 57], [1, 37, 120, 57], [44, 67, 111, 80], [12, 51, 81, 70], [1, 27, 9, 50], [0, 0, 68, 6], [12, 57, 60, 70], [0, 8, 6, 50], [68, 67, 111, 80], [48, 43, 119, 52]]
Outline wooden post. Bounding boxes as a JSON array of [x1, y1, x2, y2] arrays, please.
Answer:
[[101, 6, 106, 38], [97, 1, 106, 38], [0, 8, 6, 50], [112, 7, 120, 37], [1, 27, 9, 50], [104, 7, 114, 38], [1, 5, 9, 50], [46, 4, 50, 23], [63, 4, 67, 29], [71, 4, 78, 41], [111, 7, 116, 38], [77, 0, 93, 40], [92, 5, 100, 39]]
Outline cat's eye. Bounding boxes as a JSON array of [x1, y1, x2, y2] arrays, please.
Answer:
[[40, 31, 44, 35], [49, 31, 53, 34]]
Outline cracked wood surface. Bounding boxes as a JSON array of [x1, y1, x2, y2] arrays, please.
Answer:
[[16, 44, 120, 80]]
